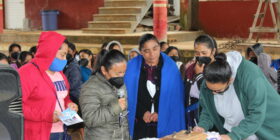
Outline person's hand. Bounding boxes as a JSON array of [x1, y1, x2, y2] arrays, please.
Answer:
[[118, 98, 127, 111], [193, 126, 205, 133], [68, 102, 78, 112], [143, 111, 152, 123], [194, 63, 205, 74], [221, 135, 231, 140], [150, 113, 158, 122], [53, 110, 61, 123]]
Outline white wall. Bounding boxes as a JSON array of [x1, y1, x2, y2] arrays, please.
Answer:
[[4, 0, 26, 29], [174, 0, 180, 16]]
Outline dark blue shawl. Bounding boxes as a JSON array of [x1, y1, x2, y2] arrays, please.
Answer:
[[124, 53, 185, 138]]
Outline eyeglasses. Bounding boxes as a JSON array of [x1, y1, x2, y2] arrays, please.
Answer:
[[207, 82, 230, 94]]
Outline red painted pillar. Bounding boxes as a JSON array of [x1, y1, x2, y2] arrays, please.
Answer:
[[153, 0, 167, 42], [0, 0, 3, 33]]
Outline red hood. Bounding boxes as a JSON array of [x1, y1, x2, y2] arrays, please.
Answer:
[[32, 31, 65, 71]]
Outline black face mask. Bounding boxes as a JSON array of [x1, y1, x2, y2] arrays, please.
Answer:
[[108, 77, 124, 89], [11, 52, 20, 60], [66, 54, 73, 61], [196, 56, 211, 66], [249, 57, 258, 65], [79, 58, 89, 67], [171, 56, 180, 62]]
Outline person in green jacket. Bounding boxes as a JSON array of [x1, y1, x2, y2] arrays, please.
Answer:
[[79, 50, 129, 140], [193, 51, 280, 140]]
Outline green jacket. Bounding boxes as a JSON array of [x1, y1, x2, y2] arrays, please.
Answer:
[[79, 73, 129, 140], [198, 58, 280, 140]]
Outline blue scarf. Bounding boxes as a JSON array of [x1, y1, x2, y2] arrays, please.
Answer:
[[271, 59, 280, 70], [124, 53, 186, 138]]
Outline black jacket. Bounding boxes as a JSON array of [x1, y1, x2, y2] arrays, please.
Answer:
[[64, 59, 82, 104], [133, 56, 163, 140], [184, 63, 204, 129], [184, 63, 204, 107]]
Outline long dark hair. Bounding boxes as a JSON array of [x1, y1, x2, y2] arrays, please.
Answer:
[[94, 49, 109, 74], [203, 53, 232, 83], [79, 49, 94, 69], [66, 41, 78, 56]]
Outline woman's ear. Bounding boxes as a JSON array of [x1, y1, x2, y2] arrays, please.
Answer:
[[89, 55, 93, 61], [210, 48, 217, 62], [229, 77, 234, 84], [212, 48, 217, 55], [101, 66, 107, 76]]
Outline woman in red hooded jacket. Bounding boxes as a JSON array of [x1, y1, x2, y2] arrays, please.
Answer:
[[19, 31, 78, 140]]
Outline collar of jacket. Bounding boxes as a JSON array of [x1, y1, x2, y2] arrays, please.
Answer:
[[95, 72, 118, 90]]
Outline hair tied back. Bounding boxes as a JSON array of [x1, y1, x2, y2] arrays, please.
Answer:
[[214, 53, 227, 63]]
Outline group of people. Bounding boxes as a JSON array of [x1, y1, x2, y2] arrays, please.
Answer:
[[0, 43, 35, 68], [1, 31, 280, 140]]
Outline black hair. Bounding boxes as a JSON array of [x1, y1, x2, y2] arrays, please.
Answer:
[[102, 50, 127, 71], [101, 42, 108, 50], [19, 51, 33, 64], [66, 41, 76, 52], [139, 33, 159, 51], [160, 41, 168, 49], [60, 39, 69, 49], [79, 49, 93, 56], [94, 49, 109, 74], [64, 39, 69, 44], [66, 41, 78, 59], [164, 46, 180, 57], [57, 39, 70, 50], [79, 49, 94, 68], [108, 42, 120, 51], [246, 47, 253, 57], [203, 53, 232, 83], [95, 50, 126, 74], [0, 52, 8, 62], [194, 34, 218, 56], [29, 46, 37, 55], [8, 43, 21, 53]]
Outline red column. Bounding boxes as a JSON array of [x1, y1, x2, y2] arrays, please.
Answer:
[[0, 0, 3, 33], [153, 0, 167, 42]]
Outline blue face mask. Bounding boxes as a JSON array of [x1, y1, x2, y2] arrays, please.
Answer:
[[49, 58, 67, 72]]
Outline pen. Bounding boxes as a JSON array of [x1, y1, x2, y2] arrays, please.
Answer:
[[194, 118, 198, 127]]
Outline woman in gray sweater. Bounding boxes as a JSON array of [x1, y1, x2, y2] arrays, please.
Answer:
[[79, 50, 129, 140]]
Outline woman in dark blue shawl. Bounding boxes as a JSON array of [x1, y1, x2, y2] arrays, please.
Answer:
[[124, 34, 185, 139]]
